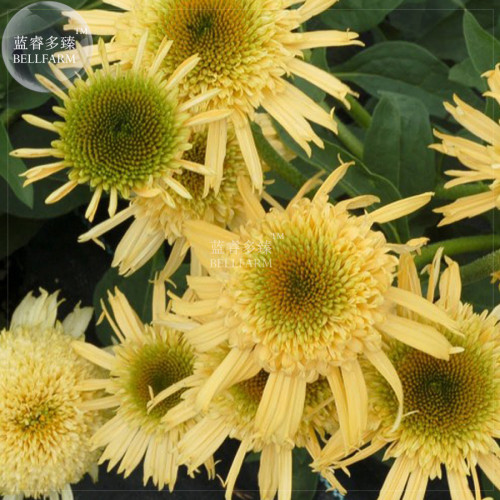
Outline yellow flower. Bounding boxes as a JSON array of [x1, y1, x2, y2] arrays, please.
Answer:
[[10, 35, 230, 221], [78, 128, 250, 277], [0, 289, 104, 499], [65, 0, 363, 190], [432, 64, 500, 225], [147, 344, 342, 500], [72, 282, 214, 490], [163, 162, 458, 461], [315, 251, 500, 500]]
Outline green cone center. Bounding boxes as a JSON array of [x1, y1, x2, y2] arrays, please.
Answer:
[[127, 342, 194, 420], [240, 226, 361, 339], [383, 348, 496, 440], [62, 72, 186, 193]]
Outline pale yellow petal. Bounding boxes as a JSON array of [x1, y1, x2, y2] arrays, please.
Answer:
[[369, 193, 433, 224], [45, 180, 78, 204], [232, 111, 263, 190], [447, 468, 474, 500], [72, 340, 115, 370], [378, 314, 454, 360], [378, 456, 411, 500]]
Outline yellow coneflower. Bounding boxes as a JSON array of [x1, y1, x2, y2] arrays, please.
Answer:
[[65, 0, 363, 190], [432, 64, 500, 225], [0, 289, 104, 500], [10, 34, 230, 221], [315, 251, 500, 500], [77, 128, 250, 278], [162, 161, 459, 460], [72, 282, 214, 490], [147, 343, 341, 500]]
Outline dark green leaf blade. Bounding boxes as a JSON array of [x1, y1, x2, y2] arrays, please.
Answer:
[[463, 10, 500, 75], [333, 41, 482, 117], [364, 92, 436, 197], [320, 0, 404, 33], [449, 57, 486, 91]]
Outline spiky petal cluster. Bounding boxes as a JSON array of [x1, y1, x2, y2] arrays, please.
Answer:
[[146, 343, 341, 500], [432, 64, 500, 225], [160, 162, 458, 486], [65, 0, 363, 190], [78, 129, 250, 277], [11, 35, 230, 220], [315, 251, 500, 500], [72, 282, 214, 490], [0, 290, 104, 500]]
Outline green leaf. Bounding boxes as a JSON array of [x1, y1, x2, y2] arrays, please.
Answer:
[[449, 58, 486, 91], [418, 9, 470, 61], [0, 214, 42, 259], [3, 81, 54, 112], [364, 92, 436, 198], [93, 249, 166, 346], [320, 0, 404, 32], [389, 0, 498, 62], [333, 41, 482, 117], [0, 122, 33, 207], [292, 449, 318, 500], [463, 10, 500, 75], [461, 276, 500, 312], [389, 0, 460, 39]]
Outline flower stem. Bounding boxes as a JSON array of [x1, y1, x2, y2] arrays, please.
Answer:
[[344, 95, 372, 129], [460, 249, 500, 285], [337, 121, 364, 159], [251, 123, 307, 190], [414, 235, 500, 268]]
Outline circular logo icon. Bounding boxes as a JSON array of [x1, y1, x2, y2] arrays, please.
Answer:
[[2, 1, 92, 93]]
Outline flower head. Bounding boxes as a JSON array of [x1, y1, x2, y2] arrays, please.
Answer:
[[147, 344, 341, 500], [66, 0, 363, 190], [0, 290, 103, 499], [164, 162, 457, 457], [72, 282, 213, 490], [432, 64, 500, 225], [316, 251, 500, 500], [11, 35, 230, 220], [78, 128, 250, 277]]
